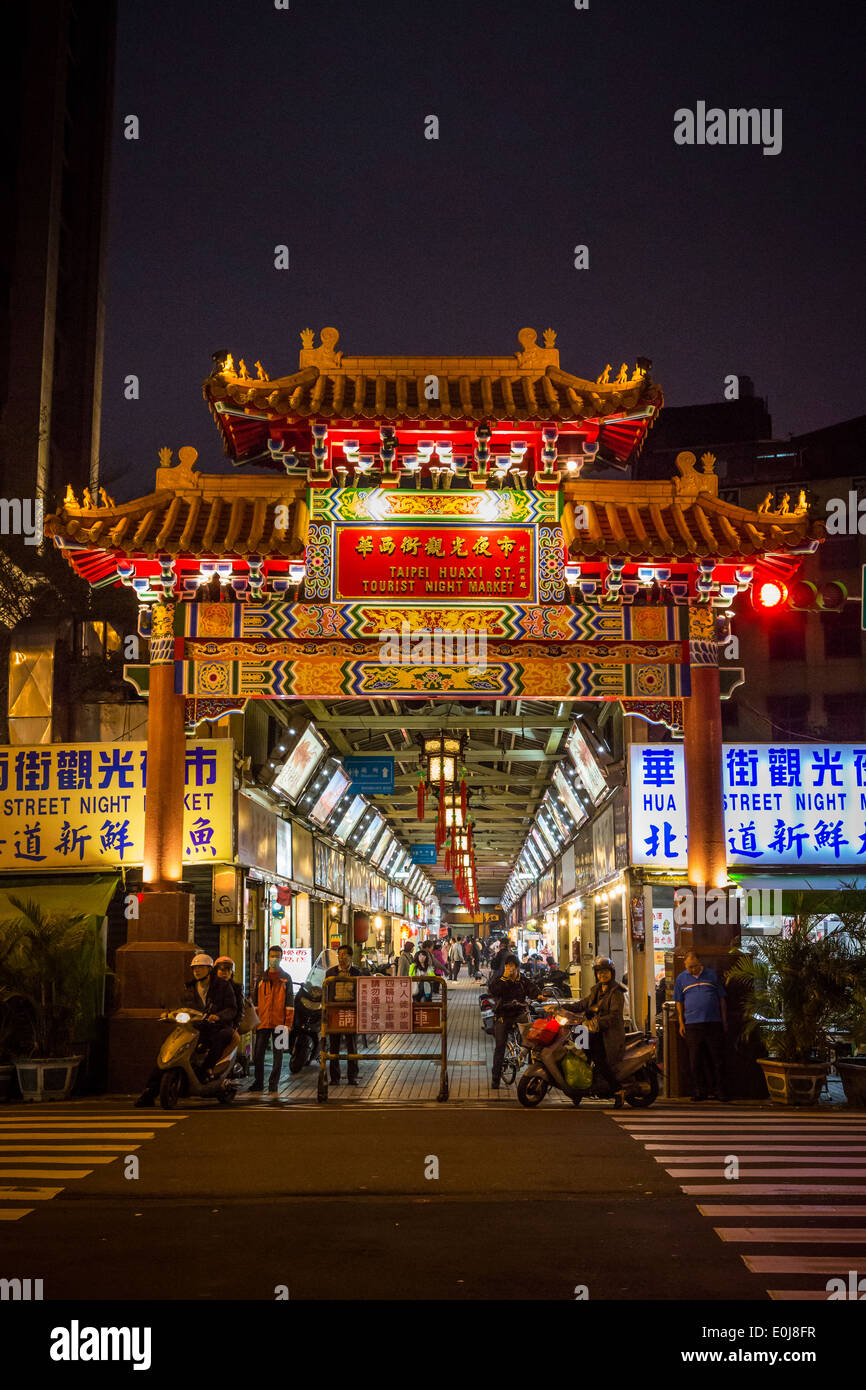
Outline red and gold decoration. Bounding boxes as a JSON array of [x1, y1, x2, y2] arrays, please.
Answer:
[[417, 732, 467, 855]]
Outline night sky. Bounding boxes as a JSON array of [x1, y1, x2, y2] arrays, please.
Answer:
[[100, 0, 866, 500]]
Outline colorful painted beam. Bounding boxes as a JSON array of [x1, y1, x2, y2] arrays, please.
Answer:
[[177, 641, 690, 701], [179, 601, 688, 643]]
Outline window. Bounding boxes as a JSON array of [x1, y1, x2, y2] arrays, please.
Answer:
[[768, 613, 806, 662], [766, 695, 810, 740], [823, 694, 865, 739], [823, 603, 863, 660]]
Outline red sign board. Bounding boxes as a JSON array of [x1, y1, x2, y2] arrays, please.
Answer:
[[334, 525, 535, 602]]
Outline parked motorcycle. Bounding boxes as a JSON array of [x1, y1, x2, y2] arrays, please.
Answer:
[[289, 982, 322, 1073], [516, 1008, 659, 1109], [156, 1008, 239, 1108]]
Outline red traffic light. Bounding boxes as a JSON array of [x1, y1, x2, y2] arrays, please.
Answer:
[[755, 580, 787, 609]]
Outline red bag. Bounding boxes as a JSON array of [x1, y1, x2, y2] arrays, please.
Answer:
[[525, 1017, 560, 1048]]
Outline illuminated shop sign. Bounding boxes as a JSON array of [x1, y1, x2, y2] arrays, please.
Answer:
[[565, 722, 608, 804], [630, 744, 866, 869], [0, 741, 233, 871]]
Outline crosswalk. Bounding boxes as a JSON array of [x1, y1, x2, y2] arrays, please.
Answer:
[[0, 1112, 188, 1223], [611, 1106, 866, 1300]]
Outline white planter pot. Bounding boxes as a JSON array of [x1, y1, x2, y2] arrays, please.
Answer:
[[14, 1056, 82, 1102]]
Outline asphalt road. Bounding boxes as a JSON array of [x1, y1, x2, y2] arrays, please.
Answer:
[[0, 1098, 762, 1302]]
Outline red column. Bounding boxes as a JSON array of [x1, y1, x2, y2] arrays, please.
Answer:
[[108, 600, 193, 1090], [683, 664, 727, 889], [142, 602, 185, 890]]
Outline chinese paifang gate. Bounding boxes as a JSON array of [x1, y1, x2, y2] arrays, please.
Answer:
[[45, 326, 824, 1087]]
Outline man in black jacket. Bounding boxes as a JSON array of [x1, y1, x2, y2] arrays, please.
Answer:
[[325, 945, 361, 1085], [488, 954, 528, 1089]]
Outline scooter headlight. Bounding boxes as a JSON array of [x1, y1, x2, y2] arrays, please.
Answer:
[[175, 1011, 191, 1024]]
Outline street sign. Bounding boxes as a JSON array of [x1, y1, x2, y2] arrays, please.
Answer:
[[344, 755, 395, 794], [356, 976, 413, 1033], [410, 844, 437, 864], [434, 880, 455, 894]]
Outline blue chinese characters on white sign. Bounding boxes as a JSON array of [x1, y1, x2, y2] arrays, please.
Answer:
[[629, 744, 866, 869]]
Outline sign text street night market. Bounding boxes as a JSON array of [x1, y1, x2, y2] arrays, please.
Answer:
[[334, 525, 535, 601]]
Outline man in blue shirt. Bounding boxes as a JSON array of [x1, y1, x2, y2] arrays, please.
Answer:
[[673, 951, 729, 1102]]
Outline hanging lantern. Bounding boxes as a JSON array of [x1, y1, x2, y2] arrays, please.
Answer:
[[417, 775, 425, 821], [421, 731, 465, 788]]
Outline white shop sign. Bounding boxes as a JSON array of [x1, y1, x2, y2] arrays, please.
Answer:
[[630, 743, 866, 870]]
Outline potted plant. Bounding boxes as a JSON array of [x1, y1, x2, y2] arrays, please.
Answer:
[[0, 897, 110, 1102], [727, 889, 866, 1106]]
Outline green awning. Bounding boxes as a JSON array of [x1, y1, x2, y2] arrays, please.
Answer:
[[0, 874, 120, 926]]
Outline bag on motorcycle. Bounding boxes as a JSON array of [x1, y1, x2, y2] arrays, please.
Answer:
[[560, 1046, 593, 1092], [525, 1017, 560, 1048], [238, 998, 260, 1033]]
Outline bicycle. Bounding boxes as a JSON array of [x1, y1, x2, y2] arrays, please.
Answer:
[[500, 1023, 528, 1086]]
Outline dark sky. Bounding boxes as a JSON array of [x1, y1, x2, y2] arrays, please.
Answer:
[[100, 0, 866, 500]]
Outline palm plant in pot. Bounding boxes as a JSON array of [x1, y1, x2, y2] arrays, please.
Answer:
[[727, 889, 866, 1106], [0, 897, 110, 1102]]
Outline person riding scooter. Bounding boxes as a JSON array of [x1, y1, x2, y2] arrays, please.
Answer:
[[488, 954, 529, 1089], [134, 952, 237, 1105], [567, 955, 627, 1106], [214, 956, 244, 1027], [186, 953, 238, 1079]]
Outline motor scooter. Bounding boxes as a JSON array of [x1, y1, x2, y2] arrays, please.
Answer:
[[289, 982, 322, 1073], [156, 1008, 239, 1108], [516, 1008, 659, 1109]]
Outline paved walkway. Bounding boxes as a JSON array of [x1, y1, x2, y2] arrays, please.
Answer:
[[245, 974, 571, 1106]]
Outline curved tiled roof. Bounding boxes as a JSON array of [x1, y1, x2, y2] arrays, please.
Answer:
[[209, 363, 662, 426], [45, 481, 306, 560], [563, 483, 824, 561], [203, 329, 663, 465]]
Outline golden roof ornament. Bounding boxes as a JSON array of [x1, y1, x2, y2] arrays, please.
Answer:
[[615, 362, 630, 385], [597, 364, 611, 385], [63, 484, 77, 509], [299, 327, 342, 369], [156, 445, 200, 490]]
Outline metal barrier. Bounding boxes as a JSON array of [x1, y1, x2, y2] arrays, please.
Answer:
[[318, 974, 449, 1102]]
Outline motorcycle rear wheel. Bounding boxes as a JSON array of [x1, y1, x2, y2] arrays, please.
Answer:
[[502, 1061, 518, 1086], [625, 1067, 660, 1108], [216, 1082, 235, 1104], [517, 1073, 549, 1108], [159, 1070, 182, 1110], [289, 1036, 312, 1074]]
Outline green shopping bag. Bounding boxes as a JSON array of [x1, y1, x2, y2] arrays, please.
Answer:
[[561, 1047, 593, 1092]]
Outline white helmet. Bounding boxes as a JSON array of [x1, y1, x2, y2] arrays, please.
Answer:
[[191, 953, 214, 968]]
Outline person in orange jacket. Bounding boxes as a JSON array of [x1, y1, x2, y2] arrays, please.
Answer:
[[251, 945, 294, 1093]]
